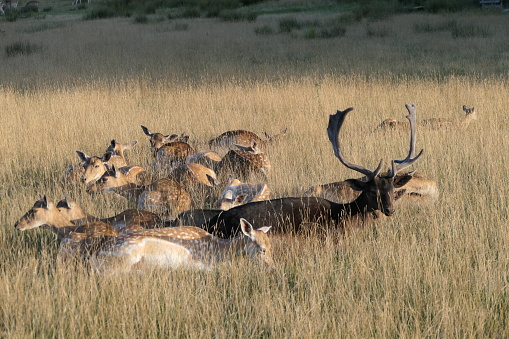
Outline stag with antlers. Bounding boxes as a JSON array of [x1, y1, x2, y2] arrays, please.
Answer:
[[205, 104, 423, 238]]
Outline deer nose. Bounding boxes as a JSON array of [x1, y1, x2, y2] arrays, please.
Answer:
[[14, 221, 18, 228], [385, 208, 395, 216]]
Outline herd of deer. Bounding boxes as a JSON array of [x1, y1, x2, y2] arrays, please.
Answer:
[[15, 104, 476, 274]]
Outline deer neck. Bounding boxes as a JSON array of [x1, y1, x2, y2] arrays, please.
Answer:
[[43, 210, 83, 240], [331, 191, 374, 221]]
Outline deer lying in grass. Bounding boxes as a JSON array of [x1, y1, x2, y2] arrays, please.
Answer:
[[168, 209, 223, 228], [15, 195, 119, 256], [215, 177, 274, 210], [91, 218, 273, 273], [379, 105, 476, 130], [141, 125, 195, 172], [56, 195, 163, 231], [104, 139, 138, 165], [208, 128, 287, 150], [205, 104, 423, 238], [215, 140, 271, 181], [76, 151, 147, 185], [87, 165, 192, 217], [16, 197, 273, 271]]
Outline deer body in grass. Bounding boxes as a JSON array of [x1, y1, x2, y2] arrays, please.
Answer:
[[205, 104, 423, 238], [15, 197, 272, 271], [141, 125, 195, 172], [87, 165, 192, 218], [56, 195, 163, 231], [208, 128, 287, 151], [215, 177, 274, 210], [379, 105, 476, 130], [92, 219, 273, 272], [215, 140, 272, 181]]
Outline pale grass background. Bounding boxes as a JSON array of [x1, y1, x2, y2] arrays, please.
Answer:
[[0, 9, 508, 337]]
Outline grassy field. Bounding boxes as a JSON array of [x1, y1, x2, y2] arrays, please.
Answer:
[[1, 3, 509, 337]]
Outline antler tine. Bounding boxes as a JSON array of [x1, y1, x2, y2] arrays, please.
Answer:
[[327, 107, 383, 180], [391, 104, 424, 176]]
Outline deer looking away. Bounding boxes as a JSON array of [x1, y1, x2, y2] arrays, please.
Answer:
[[208, 128, 287, 150], [205, 104, 423, 238], [215, 177, 274, 210], [215, 140, 272, 181], [378, 105, 476, 130], [87, 165, 192, 218]]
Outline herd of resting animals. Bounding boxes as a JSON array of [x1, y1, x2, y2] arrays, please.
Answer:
[[14, 104, 476, 273]]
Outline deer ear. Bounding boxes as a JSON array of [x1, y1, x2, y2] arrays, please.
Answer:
[[394, 174, 413, 188], [102, 152, 113, 162], [141, 125, 152, 136], [240, 218, 254, 238], [76, 151, 88, 162], [110, 139, 116, 147], [256, 226, 272, 234], [206, 174, 219, 186], [344, 178, 369, 192], [111, 165, 120, 178], [126, 140, 138, 149]]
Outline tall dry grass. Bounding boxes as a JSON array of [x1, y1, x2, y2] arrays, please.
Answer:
[[1, 10, 509, 338]]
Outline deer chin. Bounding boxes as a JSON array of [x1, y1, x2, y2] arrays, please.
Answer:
[[381, 207, 395, 217]]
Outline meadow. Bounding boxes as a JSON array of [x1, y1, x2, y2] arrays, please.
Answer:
[[1, 2, 509, 337]]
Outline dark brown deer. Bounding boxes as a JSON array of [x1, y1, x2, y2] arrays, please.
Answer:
[[205, 104, 423, 238]]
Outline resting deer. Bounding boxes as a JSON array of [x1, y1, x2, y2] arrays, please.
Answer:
[[105, 139, 137, 163], [141, 125, 195, 172], [56, 195, 163, 231], [215, 140, 271, 181], [208, 128, 287, 150], [15, 195, 119, 256], [87, 165, 192, 217], [91, 218, 273, 273], [76, 151, 147, 185], [205, 104, 423, 238], [215, 177, 274, 210], [379, 105, 476, 130]]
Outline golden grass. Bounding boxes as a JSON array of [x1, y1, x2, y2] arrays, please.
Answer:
[[1, 10, 509, 338]]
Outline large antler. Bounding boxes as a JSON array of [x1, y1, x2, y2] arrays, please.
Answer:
[[327, 107, 383, 180], [388, 104, 424, 177]]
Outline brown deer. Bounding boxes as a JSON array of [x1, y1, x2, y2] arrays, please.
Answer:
[[87, 165, 192, 217], [208, 128, 287, 150], [215, 140, 271, 181], [215, 177, 274, 210], [76, 151, 147, 185], [104, 139, 138, 164], [205, 104, 423, 238], [378, 105, 476, 130], [56, 195, 163, 231], [141, 125, 195, 172]]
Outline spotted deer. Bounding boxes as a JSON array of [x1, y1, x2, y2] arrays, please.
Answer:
[[141, 125, 195, 172], [215, 177, 274, 210], [56, 195, 163, 231], [87, 165, 192, 217], [205, 104, 423, 238], [208, 128, 287, 150], [379, 105, 476, 130], [215, 140, 271, 181], [90, 218, 273, 273], [76, 150, 147, 185]]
